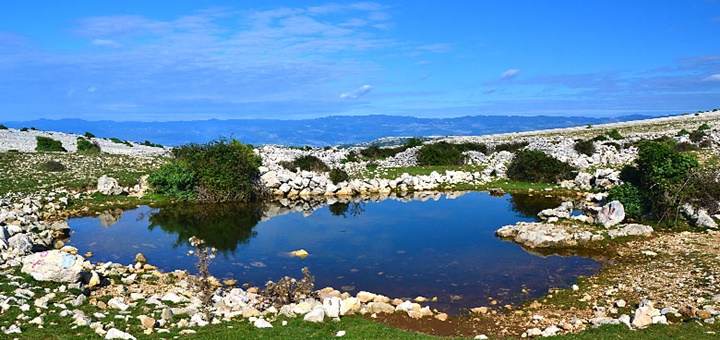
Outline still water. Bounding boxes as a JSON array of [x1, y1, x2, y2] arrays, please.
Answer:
[[67, 192, 599, 312]]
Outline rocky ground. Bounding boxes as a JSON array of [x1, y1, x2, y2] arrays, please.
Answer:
[[1, 111, 720, 339]]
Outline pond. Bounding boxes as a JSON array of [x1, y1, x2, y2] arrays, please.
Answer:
[[67, 191, 600, 313]]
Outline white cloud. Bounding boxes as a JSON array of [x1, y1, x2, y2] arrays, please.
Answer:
[[703, 74, 720, 81], [91, 39, 121, 47], [87, 86, 97, 93], [500, 69, 520, 79], [340, 85, 372, 99]]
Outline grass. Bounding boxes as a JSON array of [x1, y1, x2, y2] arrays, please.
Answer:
[[0, 151, 163, 194]]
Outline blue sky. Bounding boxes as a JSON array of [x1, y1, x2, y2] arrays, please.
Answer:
[[1, 1, 719, 121]]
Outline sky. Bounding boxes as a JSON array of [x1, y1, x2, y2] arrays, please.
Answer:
[[1, 0, 719, 121]]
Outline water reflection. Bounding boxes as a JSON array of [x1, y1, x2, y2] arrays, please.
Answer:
[[68, 191, 600, 313], [148, 203, 264, 253]]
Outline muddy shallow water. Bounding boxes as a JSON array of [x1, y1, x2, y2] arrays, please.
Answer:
[[67, 191, 600, 313]]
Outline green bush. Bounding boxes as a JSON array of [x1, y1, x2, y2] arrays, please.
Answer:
[[698, 123, 711, 131], [329, 168, 350, 184], [607, 183, 645, 219], [109, 137, 133, 147], [574, 139, 595, 156], [591, 134, 608, 142], [689, 130, 706, 143], [149, 138, 262, 203], [673, 142, 699, 152], [0, 124, 7, 130], [142, 140, 163, 148], [494, 141, 528, 153], [35, 136, 67, 152], [281, 155, 329, 172], [620, 141, 699, 223], [38, 160, 66, 172], [676, 129, 690, 136], [404, 137, 424, 148], [607, 129, 624, 140], [84, 132, 96, 138], [455, 142, 488, 154], [360, 145, 402, 160], [506, 149, 576, 183], [416, 142, 466, 166], [77, 137, 101, 154], [20, 127, 28, 132], [148, 161, 198, 201], [344, 151, 360, 163]]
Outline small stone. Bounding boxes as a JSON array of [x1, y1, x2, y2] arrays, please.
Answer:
[[697, 310, 712, 319], [303, 309, 325, 323], [471, 307, 489, 314], [336, 330, 346, 337], [290, 249, 309, 259], [138, 315, 156, 329], [253, 318, 273, 328], [133, 253, 147, 264], [615, 299, 627, 308], [434, 313, 448, 321], [105, 328, 136, 339]]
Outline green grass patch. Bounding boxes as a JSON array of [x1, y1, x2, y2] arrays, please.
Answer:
[[35, 136, 67, 152]]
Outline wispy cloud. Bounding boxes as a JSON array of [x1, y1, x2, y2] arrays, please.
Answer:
[[703, 74, 720, 81], [500, 69, 520, 79], [340, 85, 372, 99], [90, 39, 121, 47]]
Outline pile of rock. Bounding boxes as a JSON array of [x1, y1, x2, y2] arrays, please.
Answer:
[[260, 168, 489, 198]]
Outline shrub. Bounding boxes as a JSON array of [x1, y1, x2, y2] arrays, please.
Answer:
[[591, 134, 608, 142], [76, 137, 101, 154], [606, 129, 624, 140], [607, 183, 645, 219], [689, 130, 706, 143], [506, 149, 576, 183], [494, 141, 528, 153], [673, 142, 699, 152], [0, 124, 7, 130], [149, 138, 262, 202], [20, 127, 28, 132], [109, 137, 133, 147], [620, 141, 699, 223], [574, 139, 596, 156], [456, 142, 488, 154], [676, 129, 691, 136], [39, 160, 66, 172], [281, 155, 329, 172], [142, 140, 163, 148], [329, 168, 349, 184], [360, 145, 402, 160], [35, 136, 67, 152], [404, 137, 424, 148], [416, 142, 465, 166], [344, 151, 360, 163], [698, 123, 711, 131], [147, 161, 198, 200], [84, 132, 96, 138]]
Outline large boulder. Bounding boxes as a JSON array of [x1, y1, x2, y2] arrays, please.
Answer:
[[538, 202, 573, 220], [97, 176, 124, 196], [21, 250, 85, 282], [596, 201, 625, 227], [681, 204, 718, 229]]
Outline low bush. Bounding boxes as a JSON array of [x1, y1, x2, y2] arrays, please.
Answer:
[[506, 149, 576, 183], [0, 124, 7, 130], [76, 137, 101, 154], [149, 138, 262, 203], [329, 168, 349, 184], [494, 141, 528, 153], [455, 142, 488, 154], [689, 130, 706, 143], [619, 140, 699, 224], [574, 139, 596, 156], [606, 129, 624, 140], [416, 142, 465, 166], [148, 161, 198, 200], [673, 142, 699, 152], [20, 127, 28, 132], [109, 137, 133, 147], [359, 138, 425, 161], [35, 136, 66, 152], [280, 155, 329, 172], [84, 132, 96, 138], [343, 151, 360, 163], [676, 129, 691, 136], [38, 160, 66, 172], [607, 183, 645, 220], [698, 123, 711, 131], [142, 140, 163, 148]]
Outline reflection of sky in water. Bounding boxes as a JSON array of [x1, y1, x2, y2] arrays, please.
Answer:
[[68, 192, 600, 313]]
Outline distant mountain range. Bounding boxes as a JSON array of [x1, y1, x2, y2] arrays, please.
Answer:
[[2, 114, 662, 147]]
